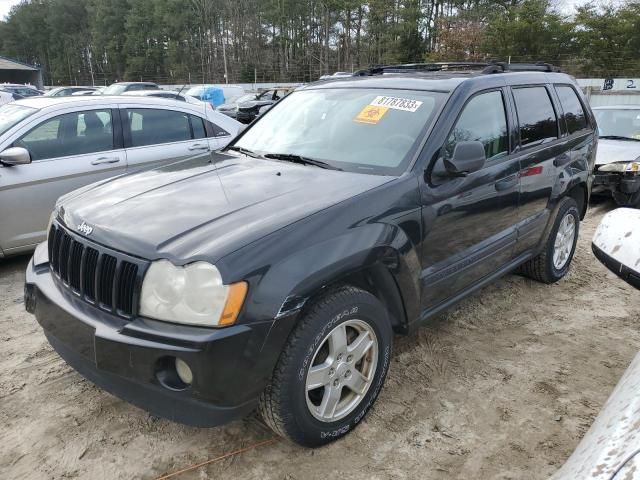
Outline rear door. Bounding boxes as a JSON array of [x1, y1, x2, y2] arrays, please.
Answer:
[[121, 106, 211, 172], [509, 85, 565, 254], [552, 83, 595, 186], [0, 107, 125, 252]]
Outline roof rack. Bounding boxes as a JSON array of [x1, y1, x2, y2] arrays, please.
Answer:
[[353, 62, 488, 76], [481, 61, 561, 73], [352, 61, 561, 76]]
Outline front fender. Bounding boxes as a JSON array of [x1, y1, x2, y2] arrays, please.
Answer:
[[255, 221, 421, 323]]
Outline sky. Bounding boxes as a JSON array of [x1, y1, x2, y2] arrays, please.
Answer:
[[0, 0, 19, 20], [0, 0, 623, 21]]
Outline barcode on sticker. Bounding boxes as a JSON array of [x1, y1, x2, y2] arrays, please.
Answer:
[[370, 96, 422, 112]]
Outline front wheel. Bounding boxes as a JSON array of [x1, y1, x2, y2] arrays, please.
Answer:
[[259, 286, 392, 447]]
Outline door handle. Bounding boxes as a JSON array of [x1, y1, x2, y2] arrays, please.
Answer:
[[91, 157, 121, 165], [188, 143, 210, 151], [553, 154, 572, 168]]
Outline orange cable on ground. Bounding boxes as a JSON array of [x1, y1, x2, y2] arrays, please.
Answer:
[[154, 437, 279, 480]]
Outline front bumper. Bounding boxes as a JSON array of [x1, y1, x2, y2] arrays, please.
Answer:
[[236, 111, 257, 124], [593, 171, 640, 196], [25, 246, 288, 427]]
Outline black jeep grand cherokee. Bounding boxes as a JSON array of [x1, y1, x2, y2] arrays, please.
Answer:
[[25, 63, 597, 447]]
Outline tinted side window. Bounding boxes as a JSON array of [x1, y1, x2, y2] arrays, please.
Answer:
[[190, 115, 206, 139], [17, 109, 114, 160], [127, 108, 191, 147], [445, 90, 509, 161], [207, 121, 230, 138], [513, 87, 558, 147], [555, 85, 588, 134]]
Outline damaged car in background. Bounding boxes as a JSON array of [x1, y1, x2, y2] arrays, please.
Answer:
[[552, 208, 640, 479], [592, 105, 640, 207]]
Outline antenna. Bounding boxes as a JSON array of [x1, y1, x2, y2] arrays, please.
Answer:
[[175, 82, 188, 102]]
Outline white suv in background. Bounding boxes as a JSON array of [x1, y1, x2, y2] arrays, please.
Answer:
[[0, 95, 242, 258]]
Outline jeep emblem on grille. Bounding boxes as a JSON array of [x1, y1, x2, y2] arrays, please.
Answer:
[[77, 222, 93, 236]]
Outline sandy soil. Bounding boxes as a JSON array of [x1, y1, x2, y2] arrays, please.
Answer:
[[2, 199, 639, 480]]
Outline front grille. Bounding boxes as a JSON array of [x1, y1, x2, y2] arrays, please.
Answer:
[[48, 222, 145, 318]]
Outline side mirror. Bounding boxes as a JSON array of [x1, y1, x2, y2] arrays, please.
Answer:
[[444, 141, 486, 176], [592, 208, 640, 289], [0, 147, 31, 166]]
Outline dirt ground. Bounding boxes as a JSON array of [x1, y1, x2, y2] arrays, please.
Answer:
[[2, 199, 639, 480]]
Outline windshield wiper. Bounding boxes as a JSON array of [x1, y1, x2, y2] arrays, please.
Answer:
[[226, 145, 261, 158], [263, 153, 342, 171], [600, 135, 640, 142]]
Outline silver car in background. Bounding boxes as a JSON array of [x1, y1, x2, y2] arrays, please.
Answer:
[[0, 95, 242, 258], [121, 89, 205, 105], [592, 105, 640, 207]]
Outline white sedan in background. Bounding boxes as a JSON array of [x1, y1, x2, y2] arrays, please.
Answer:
[[552, 208, 640, 479], [122, 89, 205, 106], [0, 95, 242, 258]]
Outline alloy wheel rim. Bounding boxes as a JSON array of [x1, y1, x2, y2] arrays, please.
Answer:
[[553, 213, 576, 270], [305, 319, 378, 423]]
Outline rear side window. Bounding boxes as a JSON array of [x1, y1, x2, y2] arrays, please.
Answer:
[[127, 108, 191, 147], [445, 90, 509, 161], [555, 85, 588, 134], [207, 121, 230, 137], [513, 87, 558, 148], [190, 115, 206, 139]]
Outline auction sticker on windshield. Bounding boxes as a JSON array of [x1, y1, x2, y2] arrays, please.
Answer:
[[354, 105, 389, 124], [370, 96, 423, 112]]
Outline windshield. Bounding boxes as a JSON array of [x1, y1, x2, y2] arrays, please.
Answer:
[[594, 109, 640, 140], [0, 104, 37, 136], [232, 88, 444, 175], [186, 86, 206, 98], [233, 93, 256, 104], [103, 84, 128, 95]]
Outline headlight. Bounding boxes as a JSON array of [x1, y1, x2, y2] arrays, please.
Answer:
[[139, 260, 247, 327], [598, 161, 640, 173]]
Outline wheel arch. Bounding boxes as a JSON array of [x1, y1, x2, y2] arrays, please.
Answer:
[[297, 263, 411, 334], [565, 181, 588, 220]]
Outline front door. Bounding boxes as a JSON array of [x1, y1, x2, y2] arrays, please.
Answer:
[[0, 108, 126, 252], [420, 89, 521, 313]]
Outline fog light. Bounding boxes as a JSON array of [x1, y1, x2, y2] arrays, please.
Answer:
[[175, 358, 193, 385]]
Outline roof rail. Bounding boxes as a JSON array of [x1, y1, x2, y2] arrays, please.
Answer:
[[353, 62, 489, 76], [352, 61, 561, 76], [482, 61, 561, 74]]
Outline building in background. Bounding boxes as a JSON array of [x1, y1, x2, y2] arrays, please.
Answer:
[[577, 78, 640, 107], [0, 55, 42, 89]]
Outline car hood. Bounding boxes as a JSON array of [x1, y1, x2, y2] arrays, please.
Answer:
[[238, 100, 272, 110], [56, 152, 393, 262], [595, 138, 640, 165]]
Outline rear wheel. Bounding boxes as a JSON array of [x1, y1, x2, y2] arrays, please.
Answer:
[[259, 286, 392, 447], [518, 197, 580, 284]]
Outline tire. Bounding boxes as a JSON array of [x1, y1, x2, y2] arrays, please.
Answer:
[[518, 197, 580, 284], [259, 286, 393, 447]]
